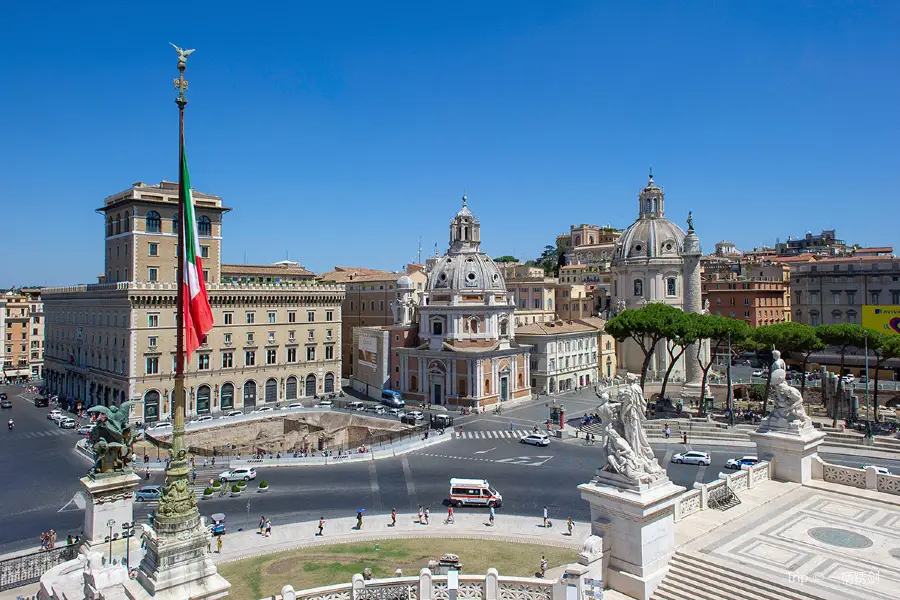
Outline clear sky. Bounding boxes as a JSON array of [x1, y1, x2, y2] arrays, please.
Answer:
[[1, 1, 897, 286]]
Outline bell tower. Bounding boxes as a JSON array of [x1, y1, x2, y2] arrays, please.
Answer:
[[448, 194, 481, 254], [637, 171, 665, 219]]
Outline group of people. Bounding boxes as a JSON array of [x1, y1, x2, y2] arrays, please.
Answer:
[[257, 516, 273, 537], [39, 529, 57, 550]]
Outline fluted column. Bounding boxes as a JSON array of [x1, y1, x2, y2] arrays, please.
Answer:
[[681, 226, 705, 398]]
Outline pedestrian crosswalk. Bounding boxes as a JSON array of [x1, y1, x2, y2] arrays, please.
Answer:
[[10, 428, 76, 440], [456, 430, 534, 440]]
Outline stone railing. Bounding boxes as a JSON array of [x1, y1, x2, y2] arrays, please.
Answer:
[[674, 460, 772, 522], [275, 569, 554, 600], [42, 281, 346, 295], [0, 545, 79, 592], [812, 457, 900, 495]]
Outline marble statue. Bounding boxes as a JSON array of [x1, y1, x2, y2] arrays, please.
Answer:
[[771, 349, 786, 373], [614, 298, 626, 314], [701, 299, 710, 315], [87, 402, 136, 474], [594, 374, 666, 485], [765, 354, 812, 429]]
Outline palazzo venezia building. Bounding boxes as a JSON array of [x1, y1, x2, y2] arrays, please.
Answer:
[[43, 180, 344, 422]]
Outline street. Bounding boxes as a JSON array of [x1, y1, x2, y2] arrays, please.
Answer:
[[2, 384, 899, 557]]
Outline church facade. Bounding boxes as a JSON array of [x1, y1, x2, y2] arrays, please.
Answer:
[[610, 174, 707, 397], [398, 196, 531, 409]]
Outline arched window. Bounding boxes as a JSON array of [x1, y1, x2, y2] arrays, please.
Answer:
[[106, 217, 113, 237], [197, 385, 211, 414], [243, 380, 257, 407], [831, 310, 842, 324], [172, 214, 178, 234], [410, 375, 418, 392], [633, 279, 643, 297], [499, 320, 509, 337], [115, 214, 121, 235], [221, 383, 234, 409], [145, 211, 161, 233], [324, 372, 335, 393], [143, 390, 160, 423], [265, 378, 277, 403], [124, 214, 129, 232], [653, 198, 658, 213], [469, 318, 479, 334], [285, 376, 298, 400], [305, 374, 317, 397], [666, 277, 677, 297], [198, 216, 212, 236], [518, 373, 524, 387], [645, 199, 651, 213], [484, 378, 491, 395]]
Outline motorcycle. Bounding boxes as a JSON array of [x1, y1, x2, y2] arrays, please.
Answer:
[[7, 420, 13, 431]]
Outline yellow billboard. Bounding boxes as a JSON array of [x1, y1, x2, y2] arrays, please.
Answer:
[[862, 305, 900, 335]]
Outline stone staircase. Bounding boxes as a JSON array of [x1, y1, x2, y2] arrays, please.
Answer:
[[652, 551, 825, 600]]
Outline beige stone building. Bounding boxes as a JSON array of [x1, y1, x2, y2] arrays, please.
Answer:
[[222, 260, 316, 284], [505, 277, 557, 325], [318, 265, 428, 379], [1, 292, 33, 382], [43, 180, 345, 422]]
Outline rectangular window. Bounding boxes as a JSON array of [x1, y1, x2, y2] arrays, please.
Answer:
[[224, 332, 232, 345], [307, 311, 315, 322], [326, 328, 333, 339], [306, 347, 315, 361], [288, 329, 295, 342], [203, 269, 209, 282], [149, 242, 158, 257], [148, 267, 158, 282], [268, 311, 276, 324], [325, 346, 334, 360], [744, 298, 750, 306], [744, 311, 750, 317], [245, 350, 255, 366], [224, 312, 233, 325], [145, 357, 159, 374], [892, 292, 900, 305], [268, 331, 275, 344], [811, 313, 820, 326], [201, 245, 209, 258], [350, 301, 354, 311], [221, 352, 233, 368], [246, 312, 255, 324], [198, 354, 210, 370], [266, 349, 277, 364], [871, 291, 880, 304], [149, 336, 157, 348], [380, 301, 384, 311], [370, 301, 375, 311], [846, 292, 855, 304], [308, 329, 315, 341], [288, 311, 296, 323], [666, 278, 676, 296], [810, 292, 819, 304], [833, 292, 841, 305], [326, 311, 333, 322], [148, 314, 159, 328], [247, 331, 254, 343], [287, 347, 297, 363]]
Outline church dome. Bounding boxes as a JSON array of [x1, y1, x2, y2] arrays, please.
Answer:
[[612, 173, 687, 264], [397, 275, 414, 289], [426, 253, 506, 292]]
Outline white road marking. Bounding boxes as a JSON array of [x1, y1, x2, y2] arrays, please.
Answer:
[[663, 450, 673, 465], [695, 465, 708, 484], [58, 492, 86, 513], [401, 457, 417, 501], [368, 462, 383, 509], [494, 455, 554, 467], [474, 447, 495, 455]]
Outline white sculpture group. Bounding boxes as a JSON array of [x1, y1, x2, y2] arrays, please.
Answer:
[[764, 350, 813, 430], [595, 373, 666, 485]]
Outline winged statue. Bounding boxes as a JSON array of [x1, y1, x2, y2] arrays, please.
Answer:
[[87, 402, 138, 474], [170, 42, 195, 65]]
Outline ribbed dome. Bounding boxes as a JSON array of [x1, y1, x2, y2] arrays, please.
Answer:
[[613, 217, 686, 263], [426, 253, 506, 292], [397, 275, 414, 289]]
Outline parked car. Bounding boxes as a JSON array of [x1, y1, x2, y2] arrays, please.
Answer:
[[58, 417, 77, 429], [725, 455, 759, 469], [135, 486, 163, 502], [287, 403, 304, 410], [369, 406, 387, 415], [317, 399, 333, 408], [189, 415, 214, 424], [388, 407, 403, 416], [225, 410, 243, 417], [34, 397, 49, 407], [863, 465, 890, 475], [47, 409, 63, 421], [0, 399, 12, 409], [521, 433, 551, 447], [671, 451, 711, 466], [407, 410, 425, 421], [76, 424, 94, 435], [148, 422, 173, 432], [252, 407, 274, 414], [218, 467, 257, 482]]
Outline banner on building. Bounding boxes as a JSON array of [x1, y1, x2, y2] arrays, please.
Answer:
[[861, 305, 900, 336], [358, 335, 378, 369]]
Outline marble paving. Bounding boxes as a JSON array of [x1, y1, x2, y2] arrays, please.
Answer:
[[684, 486, 900, 600]]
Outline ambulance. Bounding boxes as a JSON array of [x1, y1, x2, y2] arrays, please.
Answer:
[[448, 478, 503, 508]]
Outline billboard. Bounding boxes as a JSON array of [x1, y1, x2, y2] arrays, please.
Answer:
[[358, 334, 378, 369], [862, 305, 900, 336]]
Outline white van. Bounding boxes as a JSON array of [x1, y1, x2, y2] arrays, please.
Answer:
[[347, 401, 366, 411], [448, 478, 502, 508]]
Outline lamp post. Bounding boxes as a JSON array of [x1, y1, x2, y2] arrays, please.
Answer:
[[106, 518, 116, 564], [865, 333, 872, 440], [727, 331, 734, 427], [121, 521, 135, 569]]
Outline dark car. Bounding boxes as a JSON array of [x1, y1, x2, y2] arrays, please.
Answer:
[[0, 399, 12, 409], [34, 397, 49, 407]]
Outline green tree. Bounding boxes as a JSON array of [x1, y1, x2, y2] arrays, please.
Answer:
[[605, 303, 684, 389], [816, 324, 870, 425], [868, 332, 900, 421], [694, 316, 751, 417], [494, 255, 519, 263], [750, 322, 824, 414], [659, 312, 700, 401], [537, 245, 559, 276]]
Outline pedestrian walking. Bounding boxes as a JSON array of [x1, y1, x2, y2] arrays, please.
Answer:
[[567, 516, 574, 536], [144, 453, 149, 465], [540, 556, 547, 577], [317, 517, 325, 536], [446, 506, 454, 524], [217, 536, 222, 554], [390, 508, 397, 527], [265, 519, 272, 537], [356, 510, 364, 530], [203, 458, 208, 468], [417, 505, 423, 524], [488, 505, 495, 526], [258, 516, 266, 535], [542, 506, 549, 528], [423, 506, 430, 525], [664, 424, 670, 439], [682, 432, 687, 445]]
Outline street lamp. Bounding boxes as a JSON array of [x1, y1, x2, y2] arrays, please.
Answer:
[[865, 333, 872, 440], [121, 521, 135, 570], [106, 518, 116, 564], [727, 331, 734, 427]]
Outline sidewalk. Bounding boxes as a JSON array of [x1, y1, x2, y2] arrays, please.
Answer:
[[213, 511, 583, 564]]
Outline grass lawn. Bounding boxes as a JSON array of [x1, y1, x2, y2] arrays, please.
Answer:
[[218, 538, 577, 600]]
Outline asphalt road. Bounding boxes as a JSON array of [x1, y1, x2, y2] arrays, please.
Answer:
[[3, 384, 900, 556]]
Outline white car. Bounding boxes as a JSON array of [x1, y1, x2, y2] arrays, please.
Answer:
[[76, 424, 94, 435], [671, 451, 711, 466], [226, 410, 243, 417], [317, 399, 333, 408], [218, 467, 257, 482], [407, 410, 425, 421], [521, 433, 551, 447], [841, 375, 856, 384], [148, 422, 173, 432], [388, 407, 403, 416], [287, 403, 304, 410], [725, 455, 759, 470], [58, 417, 77, 429], [252, 407, 274, 414], [189, 415, 214, 424], [864, 465, 890, 475], [47, 409, 63, 421]]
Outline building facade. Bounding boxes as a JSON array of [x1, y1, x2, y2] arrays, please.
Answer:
[[221, 260, 316, 284], [1, 293, 33, 383], [516, 320, 600, 393], [506, 277, 557, 326], [43, 180, 345, 422], [398, 196, 531, 409]]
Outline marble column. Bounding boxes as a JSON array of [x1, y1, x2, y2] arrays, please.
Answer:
[[680, 226, 705, 399]]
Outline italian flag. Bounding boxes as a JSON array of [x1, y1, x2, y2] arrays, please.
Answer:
[[180, 144, 214, 359]]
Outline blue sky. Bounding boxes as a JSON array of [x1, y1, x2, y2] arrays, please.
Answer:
[[1, 1, 897, 285]]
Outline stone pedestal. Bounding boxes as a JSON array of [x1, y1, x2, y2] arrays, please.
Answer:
[[578, 472, 685, 600], [80, 471, 142, 552], [129, 512, 230, 600], [749, 421, 825, 484]]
